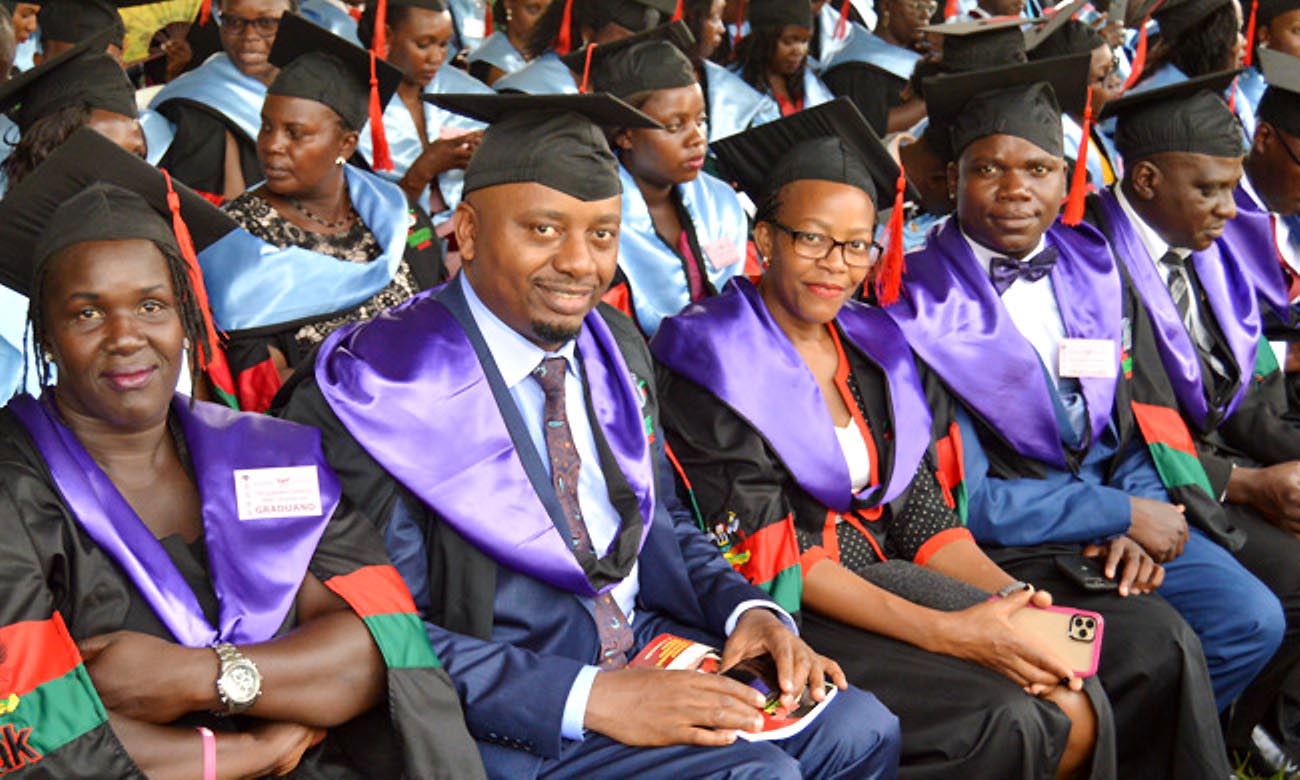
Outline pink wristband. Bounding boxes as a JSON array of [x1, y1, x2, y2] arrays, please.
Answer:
[[196, 726, 216, 780]]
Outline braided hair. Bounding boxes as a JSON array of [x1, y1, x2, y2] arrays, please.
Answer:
[[25, 238, 210, 395]]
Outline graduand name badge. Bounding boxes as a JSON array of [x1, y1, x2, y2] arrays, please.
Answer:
[[233, 466, 323, 520], [1058, 338, 1118, 379]]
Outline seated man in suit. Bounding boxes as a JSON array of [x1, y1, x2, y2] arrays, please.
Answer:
[[885, 56, 1260, 779], [1088, 73, 1300, 772], [274, 91, 901, 780]]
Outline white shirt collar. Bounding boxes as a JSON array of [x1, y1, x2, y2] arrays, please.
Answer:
[[1239, 174, 1268, 213], [460, 274, 580, 390], [1113, 184, 1190, 261], [959, 227, 1048, 277]]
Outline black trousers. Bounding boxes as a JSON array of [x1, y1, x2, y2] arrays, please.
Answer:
[[1224, 503, 1300, 759]]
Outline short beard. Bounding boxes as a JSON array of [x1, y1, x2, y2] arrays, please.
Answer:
[[531, 320, 582, 347]]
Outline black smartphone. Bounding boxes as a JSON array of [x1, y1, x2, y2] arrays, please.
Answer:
[[1055, 555, 1120, 592]]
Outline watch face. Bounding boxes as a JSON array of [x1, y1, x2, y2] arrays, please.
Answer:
[[224, 662, 260, 705]]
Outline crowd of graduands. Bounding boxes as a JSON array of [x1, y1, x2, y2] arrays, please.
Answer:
[[14, 0, 1300, 778]]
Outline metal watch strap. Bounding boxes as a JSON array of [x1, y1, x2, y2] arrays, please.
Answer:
[[212, 642, 260, 715]]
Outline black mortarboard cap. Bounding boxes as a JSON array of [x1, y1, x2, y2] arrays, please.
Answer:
[[1023, 0, 1091, 50], [1027, 18, 1104, 59], [0, 29, 135, 134], [1258, 48, 1300, 136], [595, 0, 678, 32], [1152, 0, 1230, 40], [710, 97, 917, 206], [748, 0, 813, 29], [0, 128, 238, 297], [923, 54, 1090, 158], [558, 19, 695, 76], [1258, 0, 1300, 25], [1101, 69, 1244, 159], [267, 13, 402, 131], [923, 16, 1032, 70], [588, 39, 697, 100], [37, 0, 125, 47], [426, 92, 663, 201]]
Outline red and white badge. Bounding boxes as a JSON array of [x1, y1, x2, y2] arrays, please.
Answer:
[[1058, 339, 1117, 379], [234, 466, 323, 520]]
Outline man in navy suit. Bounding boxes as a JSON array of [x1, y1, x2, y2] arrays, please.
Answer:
[[275, 93, 901, 779]]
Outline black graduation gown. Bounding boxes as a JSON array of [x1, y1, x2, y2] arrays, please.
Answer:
[[155, 102, 263, 201], [910, 255, 1233, 779], [0, 408, 482, 779], [656, 330, 1119, 780]]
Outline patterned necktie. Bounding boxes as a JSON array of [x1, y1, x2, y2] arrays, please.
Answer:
[[1160, 251, 1193, 324], [532, 357, 634, 670], [990, 247, 1060, 295], [1160, 251, 1230, 382]]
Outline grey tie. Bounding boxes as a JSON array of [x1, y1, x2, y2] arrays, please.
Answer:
[[1159, 251, 1229, 379]]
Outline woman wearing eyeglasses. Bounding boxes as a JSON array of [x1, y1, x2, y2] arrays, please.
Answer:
[[652, 107, 1113, 779], [589, 38, 749, 337], [148, 0, 298, 204]]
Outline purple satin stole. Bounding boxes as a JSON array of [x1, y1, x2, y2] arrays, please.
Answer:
[[886, 219, 1122, 469], [1231, 186, 1291, 322], [8, 393, 338, 647], [651, 277, 931, 512], [315, 283, 655, 598], [1097, 190, 1261, 429]]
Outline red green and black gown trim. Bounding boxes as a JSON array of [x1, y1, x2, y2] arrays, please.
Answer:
[[655, 314, 1120, 780], [0, 406, 484, 779]]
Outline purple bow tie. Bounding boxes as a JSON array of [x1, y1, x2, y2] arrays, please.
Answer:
[[990, 247, 1059, 295]]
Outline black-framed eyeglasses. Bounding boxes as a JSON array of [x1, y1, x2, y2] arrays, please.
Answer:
[[1277, 128, 1300, 169], [769, 221, 881, 267], [219, 13, 282, 37]]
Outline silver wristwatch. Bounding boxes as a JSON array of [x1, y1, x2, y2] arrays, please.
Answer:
[[212, 643, 262, 715]]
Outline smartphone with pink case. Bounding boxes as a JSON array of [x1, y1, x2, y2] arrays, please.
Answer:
[[1009, 605, 1104, 678]]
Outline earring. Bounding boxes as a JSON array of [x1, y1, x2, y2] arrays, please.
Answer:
[[42, 350, 54, 363], [335, 156, 346, 166], [183, 337, 191, 351]]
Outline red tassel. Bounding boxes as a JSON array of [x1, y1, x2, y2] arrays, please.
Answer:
[[369, 52, 394, 172], [161, 169, 221, 370], [1244, 0, 1259, 67], [944, 0, 961, 19], [1062, 87, 1092, 226], [555, 0, 575, 54], [579, 42, 597, 93], [672, 0, 683, 22], [876, 166, 908, 306], [199, 0, 212, 25], [835, 0, 851, 38], [485, 0, 493, 33], [1122, 0, 1164, 91], [1228, 77, 1238, 112], [372, 0, 388, 55]]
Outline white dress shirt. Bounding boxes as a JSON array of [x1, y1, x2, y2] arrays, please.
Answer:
[[461, 275, 790, 741], [961, 229, 1068, 387], [1113, 186, 1227, 377]]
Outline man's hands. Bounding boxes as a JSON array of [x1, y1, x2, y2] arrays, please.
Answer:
[[584, 610, 845, 747], [1228, 463, 1300, 533], [1082, 537, 1165, 596], [584, 667, 767, 747], [720, 609, 846, 711], [931, 588, 1081, 695], [1127, 496, 1189, 562]]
